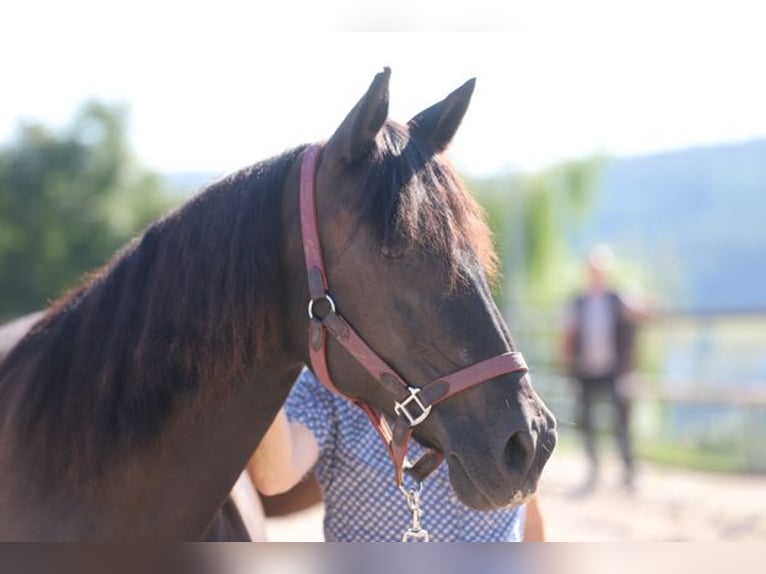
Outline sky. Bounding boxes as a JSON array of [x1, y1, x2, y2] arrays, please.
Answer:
[[2, 0, 765, 177]]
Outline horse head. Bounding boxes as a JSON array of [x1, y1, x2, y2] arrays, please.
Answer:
[[281, 68, 556, 510]]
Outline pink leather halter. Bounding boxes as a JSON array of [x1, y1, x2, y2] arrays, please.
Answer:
[[299, 143, 529, 486]]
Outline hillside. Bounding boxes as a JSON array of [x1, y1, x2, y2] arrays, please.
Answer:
[[575, 139, 766, 312]]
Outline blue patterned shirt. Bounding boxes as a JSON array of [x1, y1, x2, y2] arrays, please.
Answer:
[[285, 369, 526, 542]]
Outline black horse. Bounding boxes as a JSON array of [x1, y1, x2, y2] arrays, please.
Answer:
[[0, 68, 556, 540]]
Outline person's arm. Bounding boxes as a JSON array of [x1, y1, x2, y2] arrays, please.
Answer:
[[621, 285, 652, 322], [247, 408, 319, 496], [523, 495, 546, 542], [561, 302, 577, 374]]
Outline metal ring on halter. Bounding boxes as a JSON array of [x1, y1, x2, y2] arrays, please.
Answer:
[[307, 293, 337, 320]]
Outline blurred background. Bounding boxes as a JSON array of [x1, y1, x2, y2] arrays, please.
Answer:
[[1, 1, 764, 541]]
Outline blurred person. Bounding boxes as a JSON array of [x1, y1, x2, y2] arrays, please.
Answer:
[[248, 368, 545, 542], [562, 244, 646, 492]]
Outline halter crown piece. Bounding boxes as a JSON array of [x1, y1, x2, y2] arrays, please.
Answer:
[[299, 143, 530, 486]]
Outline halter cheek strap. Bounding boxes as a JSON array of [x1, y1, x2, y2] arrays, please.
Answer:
[[299, 143, 529, 486]]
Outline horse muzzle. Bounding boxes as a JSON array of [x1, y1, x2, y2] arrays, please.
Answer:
[[445, 407, 557, 510]]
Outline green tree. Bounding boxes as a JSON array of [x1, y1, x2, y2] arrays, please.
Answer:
[[0, 102, 175, 320], [469, 157, 601, 310]]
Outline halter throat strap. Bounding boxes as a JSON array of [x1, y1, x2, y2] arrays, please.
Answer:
[[298, 143, 529, 485]]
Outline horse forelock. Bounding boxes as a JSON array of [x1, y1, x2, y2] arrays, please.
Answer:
[[360, 122, 498, 289]]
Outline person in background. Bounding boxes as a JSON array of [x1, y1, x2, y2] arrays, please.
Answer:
[[249, 368, 546, 542], [562, 244, 647, 492]]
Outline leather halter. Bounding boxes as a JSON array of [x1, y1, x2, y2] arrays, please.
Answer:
[[299, 143, 529, 486]]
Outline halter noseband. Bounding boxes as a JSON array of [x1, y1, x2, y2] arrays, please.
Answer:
[[299, 143, 529, 486]]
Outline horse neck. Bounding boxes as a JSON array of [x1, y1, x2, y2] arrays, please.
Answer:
[[0, 156, 309, 539]]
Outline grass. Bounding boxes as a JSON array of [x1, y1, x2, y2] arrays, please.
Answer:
[[636, 441, 747, 474], [555, 427, 754, 474]]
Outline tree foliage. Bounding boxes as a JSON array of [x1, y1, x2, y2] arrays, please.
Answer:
[[0, 102, 174, 320], [468, 157, 601, 309]]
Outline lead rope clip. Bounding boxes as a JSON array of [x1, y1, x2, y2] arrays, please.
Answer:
[[400, 481, 429, 542]]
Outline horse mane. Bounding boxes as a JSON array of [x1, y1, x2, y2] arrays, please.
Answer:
[[0, 145, 307, 480], [362, 122, 498, 288], [0, 122, 496, 481]]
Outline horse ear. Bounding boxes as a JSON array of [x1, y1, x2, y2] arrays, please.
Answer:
[[407, 78, 475, 153], [326, 67, 391, 165]]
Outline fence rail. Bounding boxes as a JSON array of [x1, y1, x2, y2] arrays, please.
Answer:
[[532, 370, 766, 473]]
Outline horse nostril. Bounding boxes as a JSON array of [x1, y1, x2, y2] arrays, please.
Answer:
[[503, 430, 535, 475]]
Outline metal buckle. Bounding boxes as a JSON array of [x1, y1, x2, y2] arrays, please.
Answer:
[[307, 293, 336, 319], [394, 387, 432, 427]]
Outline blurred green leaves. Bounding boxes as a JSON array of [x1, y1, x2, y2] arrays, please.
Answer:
[[0, 102, 175, 320], [469, 156, 601, 309]]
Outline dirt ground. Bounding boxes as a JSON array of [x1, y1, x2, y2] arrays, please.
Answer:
[[264, 448, 766, 542]]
